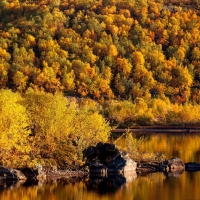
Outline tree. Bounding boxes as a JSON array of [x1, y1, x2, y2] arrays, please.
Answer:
[[34, 61, 61, 92], [0, 43, 11, 88], [71, 109, 111, 159], [132, 51, 145, 66], [12, 71, 28, 92], [23, 89, 74, 166], [116, 57, 132, 78], [108, 44, 118, 56]]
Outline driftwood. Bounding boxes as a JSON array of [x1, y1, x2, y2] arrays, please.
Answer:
[[36, 168, 88, 181], [18, 166, 89, 182], [136, 162, 162, 174]]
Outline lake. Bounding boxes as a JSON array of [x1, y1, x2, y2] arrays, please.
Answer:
[[1, 132, 200, 200]]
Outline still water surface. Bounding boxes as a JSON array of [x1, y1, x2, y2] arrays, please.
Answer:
[[1, 132, 200, 200]]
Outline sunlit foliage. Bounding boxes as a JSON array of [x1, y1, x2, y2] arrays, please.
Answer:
[[0, 89, 111, 168], [0, 0, 199, 105], [0, 89, 30, 167]]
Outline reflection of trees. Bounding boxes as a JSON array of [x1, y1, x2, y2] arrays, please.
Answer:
[[137, 133, 200, 163], [115, 133, 200, 163]]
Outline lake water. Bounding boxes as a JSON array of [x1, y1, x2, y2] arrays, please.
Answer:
[[1, 132, 200, 200]]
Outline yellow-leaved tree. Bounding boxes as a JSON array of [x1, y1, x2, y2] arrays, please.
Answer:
[[71, 108, 111, 161], [23, 89, 73, 167], [0, 89, 31, 167]]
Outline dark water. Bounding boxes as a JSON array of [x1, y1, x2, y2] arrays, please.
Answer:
[[1, 132, 200, 200]]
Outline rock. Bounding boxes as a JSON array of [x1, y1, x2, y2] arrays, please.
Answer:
[[83, 143, 137, 176], [0, 166, 26, 180], [185, 162, 200, 172], [122, 156, 137, 173], [89, 164, 107, 176], [124, 171, 137, 183], [163, 158, 185, 171], [19, 167, 38, 180]]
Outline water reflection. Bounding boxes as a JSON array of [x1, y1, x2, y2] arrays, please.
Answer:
[[86, 172, 137, 194], [164, 169, 184, 177], [0, 179, 26, 192], [1, 171, 200, 200], [112, 132, 200, 163], [86, 175, 126, 194]]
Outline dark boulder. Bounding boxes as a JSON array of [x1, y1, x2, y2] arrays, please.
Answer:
[[19, 167, 38, 180], [83, 143, 137, 175], [0, 166, 26, 180]]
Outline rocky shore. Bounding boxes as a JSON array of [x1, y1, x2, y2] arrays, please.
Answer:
[[1, 142, 200, 184], [111, 126, 200, 133]]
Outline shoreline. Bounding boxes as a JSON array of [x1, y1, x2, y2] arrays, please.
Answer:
[[111, 126, 200, 133]]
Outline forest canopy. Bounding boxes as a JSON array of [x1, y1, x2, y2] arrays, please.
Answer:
[[0, 0, 199, 103]]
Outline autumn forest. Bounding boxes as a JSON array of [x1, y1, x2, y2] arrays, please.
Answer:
[[0, 0, 200, 168]]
